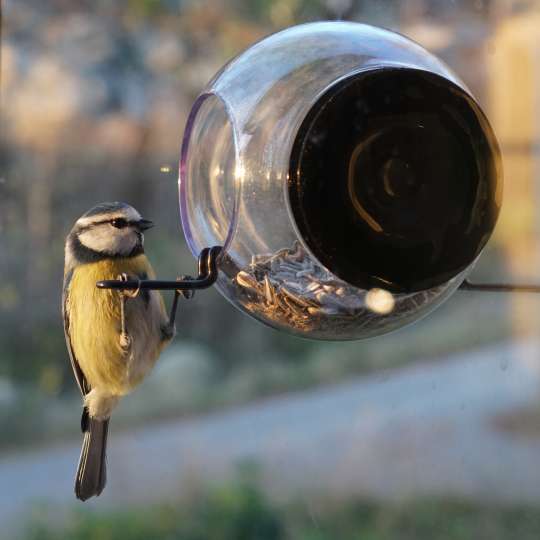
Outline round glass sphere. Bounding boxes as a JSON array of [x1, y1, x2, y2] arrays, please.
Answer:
[[179, 22, 502, 340]]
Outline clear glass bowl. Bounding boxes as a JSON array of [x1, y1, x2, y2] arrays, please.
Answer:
[[179, 22, 502, 340]]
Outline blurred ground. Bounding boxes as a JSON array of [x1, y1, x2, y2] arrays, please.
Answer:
[[3, 338, 540, 537]]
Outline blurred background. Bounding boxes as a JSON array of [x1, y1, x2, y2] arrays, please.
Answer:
[[2, 0, 540, 538]]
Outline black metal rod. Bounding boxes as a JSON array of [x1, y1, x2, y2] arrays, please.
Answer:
[[96, 246, 223, 291], [97, 247, 540, 295], [459, 279, 540, 293]]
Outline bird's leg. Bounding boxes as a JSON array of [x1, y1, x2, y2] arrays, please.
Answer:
[[168, 291, 180, 330], [162, 276, 194, 340], [117, 273, 140, 352], [119, 293, 130, 351]]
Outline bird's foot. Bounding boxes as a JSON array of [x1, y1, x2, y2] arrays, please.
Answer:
[[166, 275, 195, 332], [119, 331, 131, 352], [161, 322, 176, 341], [118, 273, 141, 298], [117, 274, 136, 353], [177, 275, 195, 300]]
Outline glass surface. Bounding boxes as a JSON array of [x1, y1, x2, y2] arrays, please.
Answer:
[[181, 93, 239, 253], [180, 22, 501, 340]]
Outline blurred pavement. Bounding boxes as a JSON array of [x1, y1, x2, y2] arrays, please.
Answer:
[[2, 339, 540, 527]]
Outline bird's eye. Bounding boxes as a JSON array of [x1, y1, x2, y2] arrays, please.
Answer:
[[111, 218, 128, 229]]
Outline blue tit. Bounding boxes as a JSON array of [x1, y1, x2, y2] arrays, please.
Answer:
[[63, 202, 174, 501]]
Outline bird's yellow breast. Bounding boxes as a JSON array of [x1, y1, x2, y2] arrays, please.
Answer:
[[66, 255, 167, 395]]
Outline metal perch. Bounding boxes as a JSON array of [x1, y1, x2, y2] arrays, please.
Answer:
[[96, 246, 223, 292]]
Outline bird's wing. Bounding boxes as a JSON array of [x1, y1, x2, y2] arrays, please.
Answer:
[[63, 268, 90, 397]]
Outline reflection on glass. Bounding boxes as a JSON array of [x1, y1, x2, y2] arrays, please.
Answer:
[[366, 288, 395, 315]]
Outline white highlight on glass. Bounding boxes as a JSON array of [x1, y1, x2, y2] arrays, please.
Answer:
[[235, 165, 245, 183], [365, 288, 395, 315]]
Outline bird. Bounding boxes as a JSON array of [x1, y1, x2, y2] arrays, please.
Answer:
[[62, 202, 175, 501]]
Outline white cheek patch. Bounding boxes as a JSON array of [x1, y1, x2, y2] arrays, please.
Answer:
[[78, 224, 138, 256]]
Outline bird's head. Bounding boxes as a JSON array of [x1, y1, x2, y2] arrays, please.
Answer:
[[66, 202, 153, 265]]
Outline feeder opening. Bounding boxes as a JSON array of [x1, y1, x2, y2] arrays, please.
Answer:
[[288, 67, 501, 293]]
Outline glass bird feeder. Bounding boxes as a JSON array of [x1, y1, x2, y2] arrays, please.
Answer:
[[179, 21, 502, 340]]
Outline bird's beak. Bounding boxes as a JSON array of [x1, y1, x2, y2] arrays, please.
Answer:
[[137, 219, 154, 231]]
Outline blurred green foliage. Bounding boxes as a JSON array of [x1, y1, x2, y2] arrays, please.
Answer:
[[23, 470, 540, 540]]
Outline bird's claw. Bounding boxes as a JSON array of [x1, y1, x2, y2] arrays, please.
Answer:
[[166, 276, 194, 331], [161, 323, 175, 341], [119, 332, 131, 351], [177, 275, 194, 299], [118, 273, 140, 298], [117, 274, 135, 350]]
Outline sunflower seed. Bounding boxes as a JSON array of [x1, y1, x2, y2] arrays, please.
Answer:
[[283, 296, 307, 317], [283, 280, 304, 292], [271, 247, 291, 260], [251, 254, 272, 266], [262, 275, 272, 304], [281, 286, 313, 308], [235, 240, 412, 332], [306, 282, 321, 293], [236, 271, 261, 292]]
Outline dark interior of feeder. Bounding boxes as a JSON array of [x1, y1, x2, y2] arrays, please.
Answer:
[[288, 67, 502, 293]]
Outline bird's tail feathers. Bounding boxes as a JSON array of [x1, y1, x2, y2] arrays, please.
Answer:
[[75, 415, 109, 501]]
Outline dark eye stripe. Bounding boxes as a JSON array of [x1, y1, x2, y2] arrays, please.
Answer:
[[76, 217, 135, 233], [111, 218, 128, 228]]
